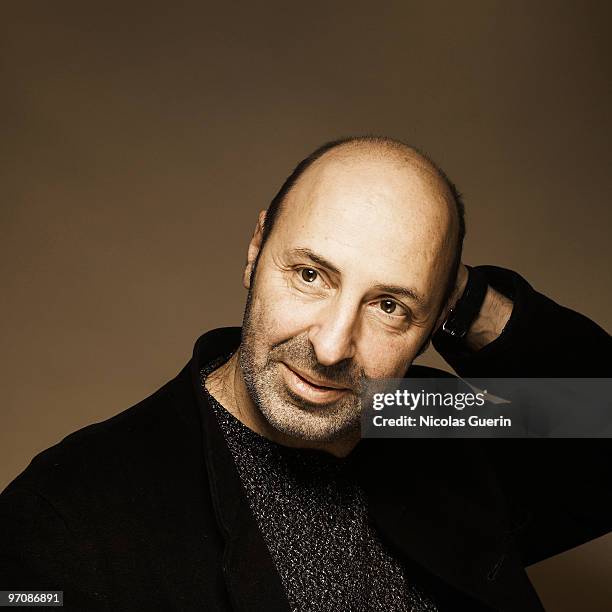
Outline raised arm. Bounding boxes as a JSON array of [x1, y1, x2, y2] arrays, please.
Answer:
[[433, 265, 611, 378], [430, 265, 612, 566]]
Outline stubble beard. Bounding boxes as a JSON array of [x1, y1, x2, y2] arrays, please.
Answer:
[[238, 285, 365, 443]]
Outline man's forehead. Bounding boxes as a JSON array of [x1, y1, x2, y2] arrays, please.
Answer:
[[284, 149, 454, 229], [276, 156, 455, 261]]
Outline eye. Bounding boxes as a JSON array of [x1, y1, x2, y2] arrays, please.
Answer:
[[380, 299, 397, 314], [376, 298, 412, 323], [300, 268, 318, 283]]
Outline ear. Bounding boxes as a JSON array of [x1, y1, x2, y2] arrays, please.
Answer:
[[243, 210, 267, 289]]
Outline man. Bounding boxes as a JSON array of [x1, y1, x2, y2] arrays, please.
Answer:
[[1, 136, 610, 611]]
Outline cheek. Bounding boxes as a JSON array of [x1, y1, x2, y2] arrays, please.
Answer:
[[358, 330, 421, 378], [250, 274, 318, 345]]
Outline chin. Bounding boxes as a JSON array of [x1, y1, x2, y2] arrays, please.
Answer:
[[259, 399, 360, 443]]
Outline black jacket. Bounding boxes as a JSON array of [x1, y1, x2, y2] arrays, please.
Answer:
[[1, 266, 611, 611]]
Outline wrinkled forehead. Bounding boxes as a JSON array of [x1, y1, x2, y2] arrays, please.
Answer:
[[270, 155, 457, 306]]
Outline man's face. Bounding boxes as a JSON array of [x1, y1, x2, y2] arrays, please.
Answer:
[[239, 152, 456, 443]]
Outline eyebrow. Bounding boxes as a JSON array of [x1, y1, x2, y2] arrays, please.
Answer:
[[287, 247, 426, 307], [289, 248, 341, 274], [370, 283, 425, 306]]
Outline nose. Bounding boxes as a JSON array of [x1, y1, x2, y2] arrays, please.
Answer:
[[308, 296, 358, 366]]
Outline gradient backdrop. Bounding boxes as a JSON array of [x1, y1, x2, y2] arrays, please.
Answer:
[[2, 2, 611, 610]]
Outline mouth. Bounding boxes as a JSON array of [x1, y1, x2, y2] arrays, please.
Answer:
[[280, 363, 350, 405]]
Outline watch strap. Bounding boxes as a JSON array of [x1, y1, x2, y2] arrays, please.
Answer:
[[441, 265, 488, 339]]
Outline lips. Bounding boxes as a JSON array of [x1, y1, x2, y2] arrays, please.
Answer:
[[280, 363, 350, 405], [285, 364, 349, 390]]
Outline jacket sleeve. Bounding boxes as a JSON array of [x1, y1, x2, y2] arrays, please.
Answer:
[[0, 485, 109, 611], [432, 265, 611, 378], [433, 266, 612, 566]]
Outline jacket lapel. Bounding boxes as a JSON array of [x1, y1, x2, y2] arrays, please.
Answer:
[[191, 328, 291, 612], [353, 437, 538, 611]]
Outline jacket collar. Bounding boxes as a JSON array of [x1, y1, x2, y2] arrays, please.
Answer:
[[187, 327, 520, 612], [190, 327, 291, 612]]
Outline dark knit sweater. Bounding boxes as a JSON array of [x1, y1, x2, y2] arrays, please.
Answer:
[[201, 360, 439, 612]]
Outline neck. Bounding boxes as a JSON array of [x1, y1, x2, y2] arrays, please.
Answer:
[[204, 351, 360, 458]]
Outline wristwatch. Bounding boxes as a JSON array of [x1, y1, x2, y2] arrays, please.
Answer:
[[440, 265, 488, 339]]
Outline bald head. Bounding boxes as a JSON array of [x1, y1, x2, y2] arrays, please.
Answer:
[[259, 136, 465, 309]]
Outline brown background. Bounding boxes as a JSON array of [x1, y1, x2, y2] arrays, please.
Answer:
[[2, 2, 611, 610]]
